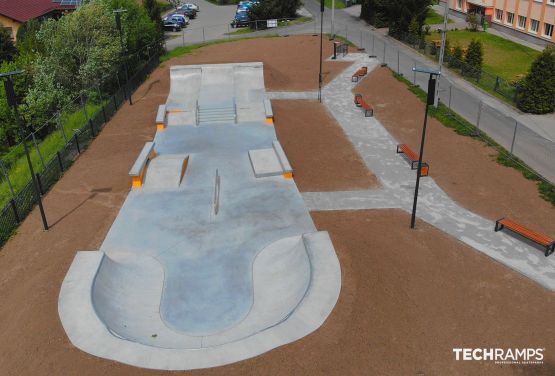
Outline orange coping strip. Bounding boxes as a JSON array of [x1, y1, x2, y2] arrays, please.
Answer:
[[157, 123, 165, 131], [266, 117, 274, 125], [283, 172, 294, 179]]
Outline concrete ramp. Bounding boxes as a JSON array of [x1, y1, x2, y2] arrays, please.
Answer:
[[142, 155, 188, 190]]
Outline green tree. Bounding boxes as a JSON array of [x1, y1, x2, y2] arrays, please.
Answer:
[[361, 0, 431, 38], [408, 17, 421, 37], [465, 13, 480, 31], [449, 43, 463, 69], [0, 27, 17, 63], [143, 0, 163, 36], [25, 2, 121, 127], [517, 46, 555, 114], [248, 0, 302, 23], [464, 39, 483, 79]]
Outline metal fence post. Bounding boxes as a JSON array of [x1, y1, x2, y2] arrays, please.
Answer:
[[510, 121, 518, 154], [397, 50, 400, 73], [10, 199, 20, 223], [0, 160, 15, 198], [413, 60, 416, 84], [31, 133, 46, 170], [182, 28, 185, 47], [476, 101, 483, 128], [74, 134, 81, 154], [56, 151, 64, 172], [448, 85, 452, 110], [360, 30, 363, 49], [35, 173, 44, 196], [202, 27, 206, 42], [227, 24, 231, 39], [371, 35, 375, 55], [383, 42, 386, 63], [57, 113, 68, 144]]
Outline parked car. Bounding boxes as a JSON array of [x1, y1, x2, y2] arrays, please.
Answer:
[[165, 14, 189, 26], [163, 20, 182, 32], [179, 3, 199, 12], [231, 11, 250, 28], [177, 7, 197, 19]]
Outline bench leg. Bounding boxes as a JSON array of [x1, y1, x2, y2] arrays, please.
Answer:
[[364, 109, 371, 117], [494, 220, 503, 232], [546, 243, 555, 257], [396, 145, 401, 153], [411, 160, 418, 170]]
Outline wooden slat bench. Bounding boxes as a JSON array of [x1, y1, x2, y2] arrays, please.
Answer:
[[396, 144, 429, 176], [353, 94, 373, 117], [351, 66, 368, 82], [495, 218, 555, 257]]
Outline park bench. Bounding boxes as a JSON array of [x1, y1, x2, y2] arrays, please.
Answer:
[[264, 98, 274, 125], [353, 94, 374, 117], [156, 105, 166, 130], [494, 218, 555, 257], [396, 143, 429, 176], [129, 141, 156, 189], [351, 66, 368, 82]]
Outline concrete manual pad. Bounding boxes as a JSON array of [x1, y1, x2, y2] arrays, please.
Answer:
[[58, 62, 341, 370], [248, 148, 284, 177]]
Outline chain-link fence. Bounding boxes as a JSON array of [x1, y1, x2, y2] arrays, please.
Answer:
[[338, 24, 555, 187], [0, 50, 161, 246]]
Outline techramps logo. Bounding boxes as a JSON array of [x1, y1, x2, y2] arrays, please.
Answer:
[[453, 348, 545, 365]]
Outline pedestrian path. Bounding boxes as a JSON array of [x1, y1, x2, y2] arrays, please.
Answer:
[[305, 53, 555, 292]]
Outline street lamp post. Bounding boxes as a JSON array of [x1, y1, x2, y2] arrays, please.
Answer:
[[435, 0, 450, 107], [114, 9, 132, 106], [331, 0, 335, 39], [1, 71, 48, 231], [318, 0, 324, 103], [410, 67, 440, 229]]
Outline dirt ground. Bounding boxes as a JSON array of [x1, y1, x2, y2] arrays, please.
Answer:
[[167, 35, 352, 91], [1, 36, 554, 375], [272, 100, 378, 192], [355, 66, 554, 236]]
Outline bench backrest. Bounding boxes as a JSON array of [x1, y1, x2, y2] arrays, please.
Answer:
[[129, 142, 156, 177]]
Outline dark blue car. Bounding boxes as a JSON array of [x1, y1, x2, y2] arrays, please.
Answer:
[[231, 11, 250, 28]]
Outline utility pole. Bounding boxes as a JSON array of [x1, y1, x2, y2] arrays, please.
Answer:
[[435, 0, 450, 107], [331, 0, 335, 39], [318, 0, 324, 103], [410, 67, 440, 229], [1, 71, 48, 231], [114, 9, 132, 106]]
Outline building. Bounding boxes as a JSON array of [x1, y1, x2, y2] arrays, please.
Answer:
[[0, 0, 77, 41], [447, 0, 555, 45]]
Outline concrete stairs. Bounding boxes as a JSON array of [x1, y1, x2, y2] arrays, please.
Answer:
[[197, 104, 236, 125]]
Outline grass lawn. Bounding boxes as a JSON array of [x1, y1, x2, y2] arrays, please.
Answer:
[[324, 0, 345, 9], [425, 8, 453, 25], [426, 30, 540, 81], [0, 103, 102, 209]]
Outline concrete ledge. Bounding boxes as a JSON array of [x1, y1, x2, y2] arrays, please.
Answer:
[[272, 141, 293, 175], [264, 99, 274, 125], [156, 105, 166, 130], [129, 142, 156, 188]]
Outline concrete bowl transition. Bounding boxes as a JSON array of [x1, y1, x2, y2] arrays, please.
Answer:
[[58, 63, 341, 370]]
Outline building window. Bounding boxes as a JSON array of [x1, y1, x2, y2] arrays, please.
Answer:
[[457, 0, 463, 10], [544, 23, 554, 38], [495, 9, 503, 21], [506, 12, 514, 25], [530, 19, 539, 33], [518, 16, 527, 29]]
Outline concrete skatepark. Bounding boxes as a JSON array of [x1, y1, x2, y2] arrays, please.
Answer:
[[56, 51, 555, 372], [58, 62, 341, 370]]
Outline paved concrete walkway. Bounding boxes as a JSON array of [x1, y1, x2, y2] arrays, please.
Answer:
[[299, 53, 555, 292]]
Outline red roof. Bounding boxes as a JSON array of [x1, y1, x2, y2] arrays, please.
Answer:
[[0, 0, 75, 23]]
